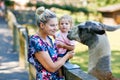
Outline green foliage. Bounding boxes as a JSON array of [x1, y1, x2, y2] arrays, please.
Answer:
[[36, 2, 89, 14], [97, 0, 120, 7], [4, 0, 15, 7], [26, 2, 35, 7]]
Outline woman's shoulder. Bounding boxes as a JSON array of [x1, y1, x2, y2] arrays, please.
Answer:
[[29, 34, 42, 44], [29, 34, 40, 40]]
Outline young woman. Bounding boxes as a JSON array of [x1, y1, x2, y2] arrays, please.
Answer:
[[28, 7, 75, 80]]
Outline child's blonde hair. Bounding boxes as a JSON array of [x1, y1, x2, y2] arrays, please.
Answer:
[[59, 14, 73, 28], [36, 6, 57, 27]]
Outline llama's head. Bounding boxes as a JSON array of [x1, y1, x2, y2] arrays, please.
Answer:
[[68, 21, 120, 79], [67, 21, 120, 44]]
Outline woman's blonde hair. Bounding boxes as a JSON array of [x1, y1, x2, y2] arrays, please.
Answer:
[[36, 6, 56, 27], [59, 14, 73, 28]]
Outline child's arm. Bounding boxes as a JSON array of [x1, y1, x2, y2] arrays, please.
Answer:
[[57, 42, 75, 51], [62, 43, 75, 51]]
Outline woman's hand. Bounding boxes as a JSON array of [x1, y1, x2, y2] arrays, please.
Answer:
[[66, 50, 75, 59]]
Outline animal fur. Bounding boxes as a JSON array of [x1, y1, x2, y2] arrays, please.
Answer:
[[67, 21, 120, 80]]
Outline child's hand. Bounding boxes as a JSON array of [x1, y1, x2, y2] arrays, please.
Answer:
[[56, 42, 65, 48]]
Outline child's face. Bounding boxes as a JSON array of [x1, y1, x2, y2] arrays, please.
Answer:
[[59, 19, 71, 33]]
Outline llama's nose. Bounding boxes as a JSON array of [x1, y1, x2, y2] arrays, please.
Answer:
[[68, 30, 71, 33]]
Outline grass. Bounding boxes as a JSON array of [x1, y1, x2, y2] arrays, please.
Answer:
[[70, 29, 120, 78]]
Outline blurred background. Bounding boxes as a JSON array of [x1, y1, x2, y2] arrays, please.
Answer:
[[1, 0, 120, 79], [3, 0, 120, 25]]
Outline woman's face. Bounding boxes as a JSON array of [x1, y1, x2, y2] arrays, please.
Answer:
[[59, 19, 71, 33], [43, 18, 58, 36]]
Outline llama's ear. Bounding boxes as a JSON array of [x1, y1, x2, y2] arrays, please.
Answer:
[[100, 23, 120, 31], [84, 21, 105, 35]]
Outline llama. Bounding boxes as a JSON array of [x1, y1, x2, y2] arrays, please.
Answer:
[[67, 21, 120, 80]]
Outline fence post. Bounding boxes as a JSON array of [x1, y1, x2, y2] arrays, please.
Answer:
[[13, 23, 20, 52], [18, 27, 29, 69], [24, 27, 29, 68], [29, 64, 36, 80]]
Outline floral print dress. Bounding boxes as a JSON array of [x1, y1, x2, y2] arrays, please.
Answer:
[[28, 34, 60, 80]]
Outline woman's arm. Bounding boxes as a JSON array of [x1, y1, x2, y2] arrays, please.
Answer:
[[35, 51, 74, 73]]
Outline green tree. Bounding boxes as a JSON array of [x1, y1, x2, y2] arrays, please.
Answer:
[[97, 0, 120, 7]]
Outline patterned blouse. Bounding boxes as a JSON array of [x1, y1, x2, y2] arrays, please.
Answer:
[[28, 34, 60, 80]]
